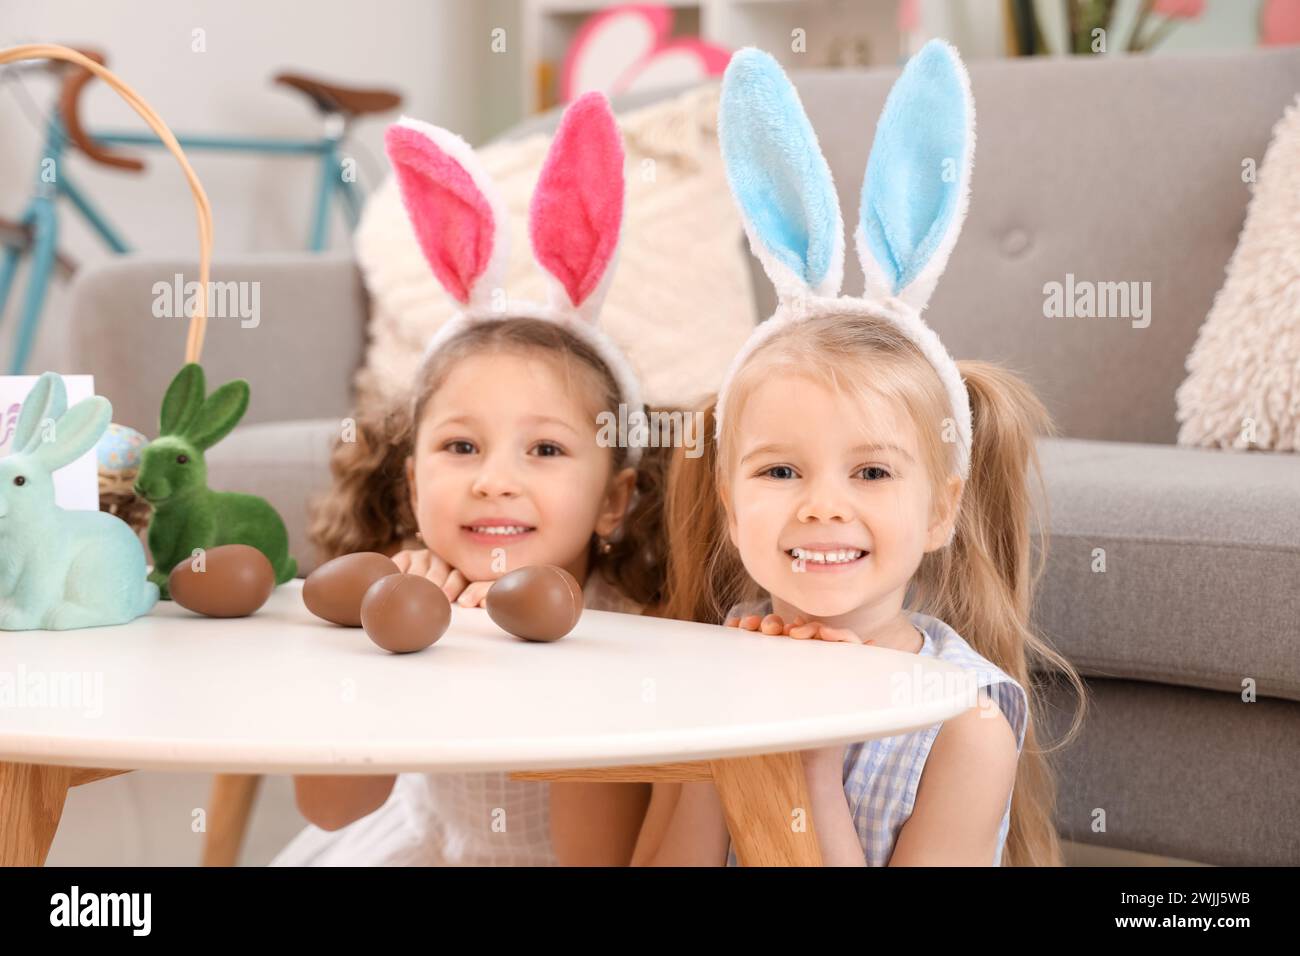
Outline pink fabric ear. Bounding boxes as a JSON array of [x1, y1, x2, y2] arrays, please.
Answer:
[[385, 123, 496, 305], [529, 92, 625, 311]]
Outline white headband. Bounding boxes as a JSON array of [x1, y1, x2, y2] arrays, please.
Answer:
[[713, 41, 975, 482], [386, 94, 645, 464]]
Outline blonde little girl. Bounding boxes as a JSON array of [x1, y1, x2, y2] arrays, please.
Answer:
[[634, 42, 1085, 867], [272, 93, 667, 866]]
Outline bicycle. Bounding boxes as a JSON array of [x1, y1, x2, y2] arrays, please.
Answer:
[[0, 48, 402, 374]]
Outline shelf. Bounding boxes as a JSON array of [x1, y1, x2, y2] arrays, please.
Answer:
[[520, 0, 903, 115]]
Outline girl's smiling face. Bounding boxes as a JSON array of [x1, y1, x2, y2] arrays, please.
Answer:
[[406, 350, 634, 584], [726, 372, 959, 623]]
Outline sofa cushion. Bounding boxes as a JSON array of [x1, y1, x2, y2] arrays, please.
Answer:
[[67, 254, 369, 436], [1033, 437, 1300, 703], [1041, 677, 1300, 866], [1174, 92, 1300, 453]]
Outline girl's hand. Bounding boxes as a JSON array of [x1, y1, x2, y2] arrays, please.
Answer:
[[391, 547, 447, 579], [454, 579, 492, 609], [391, 548, 473, 604], [723, 612, 787, 633], [724, 613, 871, 644]]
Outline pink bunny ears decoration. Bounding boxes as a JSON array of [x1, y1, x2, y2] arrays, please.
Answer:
[[384, 92, 644, 460]]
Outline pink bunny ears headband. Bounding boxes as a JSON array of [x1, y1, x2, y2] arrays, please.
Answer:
[[713, 41, 976, 482], [384, 92, 645, 464]]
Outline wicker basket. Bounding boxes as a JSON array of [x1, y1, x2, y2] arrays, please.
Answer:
[[0, 44, 215, 533], [99, 468, 151, 534]]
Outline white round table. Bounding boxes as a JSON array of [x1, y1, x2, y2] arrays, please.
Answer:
[[0, 580, 979, 866]]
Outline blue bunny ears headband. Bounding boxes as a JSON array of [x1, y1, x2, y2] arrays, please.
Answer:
[[714, 40, 976, 482]]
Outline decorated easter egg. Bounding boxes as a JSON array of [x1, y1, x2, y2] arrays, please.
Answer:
[[485, 565, 583, 642], [303, 551, 400, 626], [169, 544, 276, 617], [360, 573, 451, 654], [95, 422, 148, 474]]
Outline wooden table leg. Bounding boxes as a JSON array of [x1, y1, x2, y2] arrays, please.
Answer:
[[68, 768, 131, 787], [201, 773, 262, 867], [710, 752, 822, 866], [0, 761, 72, 866]]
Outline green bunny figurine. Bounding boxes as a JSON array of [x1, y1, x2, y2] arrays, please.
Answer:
[[134, 363, 297, 599]]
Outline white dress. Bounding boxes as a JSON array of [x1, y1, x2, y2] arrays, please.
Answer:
[[270, 572, 644, 866]]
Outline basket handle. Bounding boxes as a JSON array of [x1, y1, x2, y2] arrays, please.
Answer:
[[0, 43, 214, 365]]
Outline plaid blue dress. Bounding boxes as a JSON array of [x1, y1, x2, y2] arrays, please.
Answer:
[[724, 606, 1028, 867]]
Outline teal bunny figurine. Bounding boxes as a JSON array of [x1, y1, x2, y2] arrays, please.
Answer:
[[0, 372, 159, 630], [135, 364, 297, 600]]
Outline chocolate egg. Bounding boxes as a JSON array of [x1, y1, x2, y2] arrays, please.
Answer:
[[485, 565, 583, 642], [169, 544, 276, 618], [360, 573, 451, 654], [304, 551, 400, 626]]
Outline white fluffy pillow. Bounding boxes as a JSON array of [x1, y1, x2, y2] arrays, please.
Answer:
[[1176, 94, 1300, 452]]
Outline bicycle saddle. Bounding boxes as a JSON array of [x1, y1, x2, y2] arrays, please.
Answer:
[[273, 72, 402, 117]]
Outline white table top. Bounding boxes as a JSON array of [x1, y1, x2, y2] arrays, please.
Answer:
[[0, 580, 980, 774]]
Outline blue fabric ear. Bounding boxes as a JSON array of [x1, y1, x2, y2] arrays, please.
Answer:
[[859, 39, 972, 301], [719, 48, 843, 297], [32, 397, 112, 473]]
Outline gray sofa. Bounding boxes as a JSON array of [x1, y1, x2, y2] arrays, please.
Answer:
[[65, 48, 1300, 866]]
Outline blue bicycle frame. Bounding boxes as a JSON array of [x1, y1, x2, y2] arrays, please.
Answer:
[[0, 111, 362, 373]]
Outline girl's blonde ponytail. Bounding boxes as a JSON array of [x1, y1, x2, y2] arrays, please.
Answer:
[[914, 360, 1089, 866]]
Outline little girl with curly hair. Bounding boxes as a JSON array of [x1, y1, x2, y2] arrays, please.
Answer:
[[273, 93, 670, 866]]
